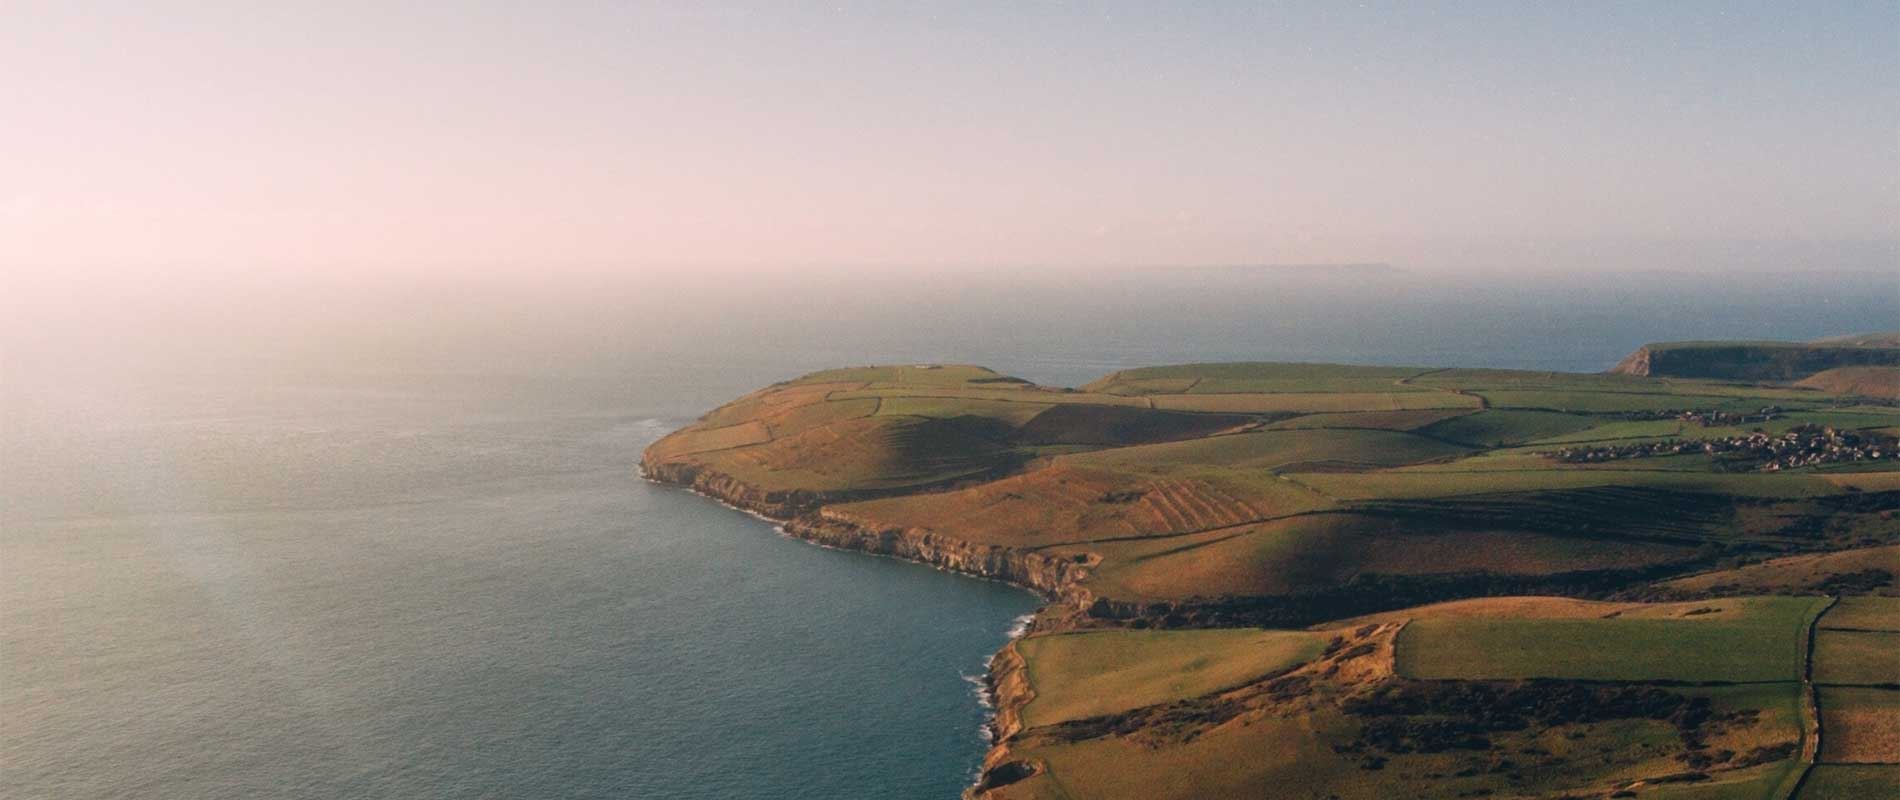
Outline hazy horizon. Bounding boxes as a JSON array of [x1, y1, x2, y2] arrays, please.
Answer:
[[5, 1, 1897, 283]]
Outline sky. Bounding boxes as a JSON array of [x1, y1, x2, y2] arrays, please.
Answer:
[[2, 1, 1897, 281]]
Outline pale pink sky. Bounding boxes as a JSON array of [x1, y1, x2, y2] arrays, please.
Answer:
[[4, 2, 1896, 279]]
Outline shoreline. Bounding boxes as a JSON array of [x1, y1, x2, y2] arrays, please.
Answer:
[[639, 463, 1057, 793]]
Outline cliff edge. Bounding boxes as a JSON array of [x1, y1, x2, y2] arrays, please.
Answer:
[[1609, 333, 1900, 381]]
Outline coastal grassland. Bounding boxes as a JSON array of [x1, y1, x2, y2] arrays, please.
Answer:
[[1262, 407, 1474, 432], [1292, 469, 1840, 500], [662, 413, 1019, 492], [1150, 391, 1479, 413], [1413, 408, 1601, 446], [1800, 765, 1900, 799], [1084, 362, 1428, 395], [1014, 405, 1254, 446], [1812, 629, 1900, 685], [1066, 514, 1704, 604], [1393, 596, 1826, 682], [821, 462, 1335, 548], [1817, 686, 1900, 763], [642, 419, 774, 459], [694, 380, 861, 428], [1409, 367, 1665, 389], [1014, 628, 1324, 727], [759, 395, 879, 437], [793, 364, 1017, 386], [1478, 389, 1821, 414], [872, 395, 1053, 425], [1060, 428, 1471, 474], [1532, 419, 1689, 444], [829, 385, 1149, 407]]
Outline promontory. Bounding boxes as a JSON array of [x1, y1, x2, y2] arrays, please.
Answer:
[[643, 342, 1899, 799]]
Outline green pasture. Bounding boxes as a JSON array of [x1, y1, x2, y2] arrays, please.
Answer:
[[1150, 391, 1479, 414], [871, 395, 1053, 425], [1417, 409, 1601, 446], [1063, 428, 1469, 474], [1085, 362, 1426, 395], [1394, 596, 1826, 682]]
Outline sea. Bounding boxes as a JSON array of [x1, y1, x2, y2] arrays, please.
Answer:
[[2, 267, 1893, 798]]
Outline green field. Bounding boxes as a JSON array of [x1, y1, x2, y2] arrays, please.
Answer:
[[1415, 408, 1601, 446], [1150, 390, 1480, 413], [1480, 389, 1813, 413], [1086, 362, 1428, 395], [871, 395, 1052, 424], [1394, 597, 1826, 682], [1063, 427, 1470, 474]]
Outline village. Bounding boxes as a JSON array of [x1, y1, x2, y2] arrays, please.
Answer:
[[1544, 423, 1894, 472]]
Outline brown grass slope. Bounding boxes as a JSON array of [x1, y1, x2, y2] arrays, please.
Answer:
[[1796, 367, 1900, 401]]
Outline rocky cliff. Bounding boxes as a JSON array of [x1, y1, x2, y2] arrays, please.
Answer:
[[1609, 337, 1900, 381]]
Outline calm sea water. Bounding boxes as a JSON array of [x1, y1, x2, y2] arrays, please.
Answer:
[[3, 270, 1893, 798]]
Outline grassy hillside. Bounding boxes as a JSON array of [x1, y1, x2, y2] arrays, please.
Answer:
[[1796, 367, 1900, 401]]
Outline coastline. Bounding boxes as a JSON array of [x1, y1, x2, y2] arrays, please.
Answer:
[[638, 460, 1061, 793]]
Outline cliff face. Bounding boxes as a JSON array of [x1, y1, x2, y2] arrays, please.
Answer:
[[640, 458, 1095, 602], [1608, 340, 1900, 381], [966, 641, 1042, 799], [1609, 346, 1653, 376], [792, 512, 1093, 603]]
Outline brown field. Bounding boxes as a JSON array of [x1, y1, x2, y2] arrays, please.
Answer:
[[1654, 546, 1900, 598], [643, 419, 773, 459], [1823, 471, 1900, 491], [1821, 596, 1900, 631], [1796, 366, 1900, 400], [1813, 629, 1900, 686], [760, 396, 879, 437], [1818, 687, 1900, 763]]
